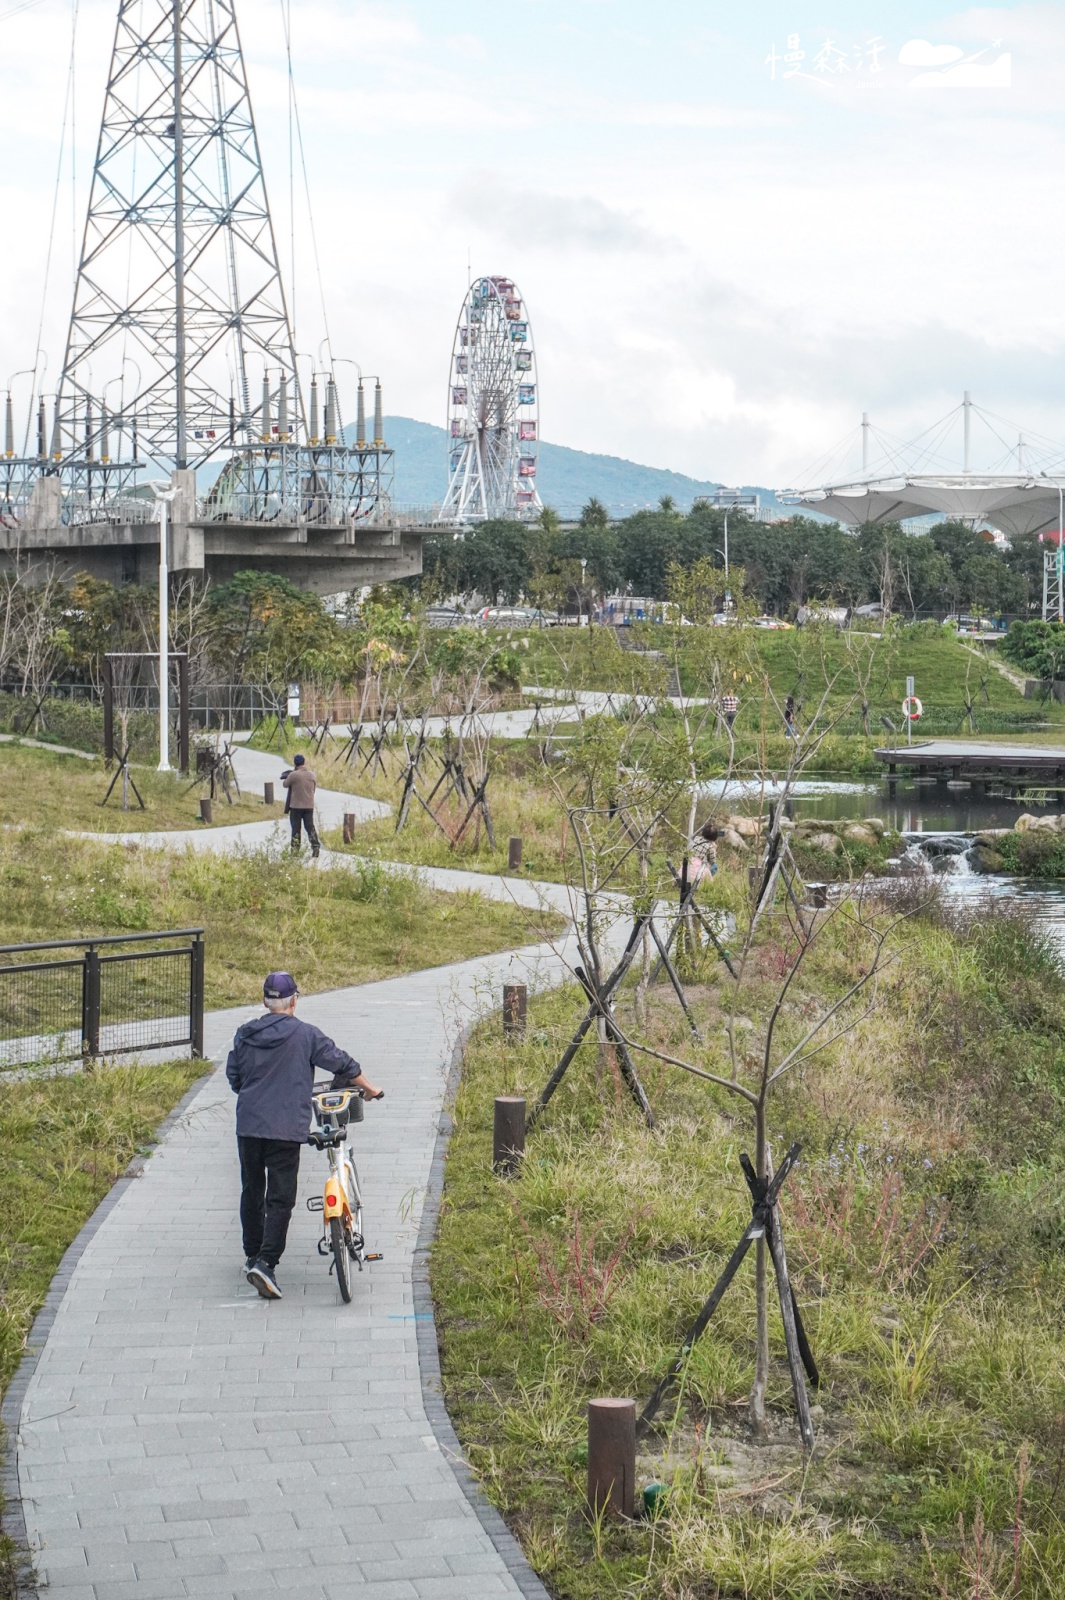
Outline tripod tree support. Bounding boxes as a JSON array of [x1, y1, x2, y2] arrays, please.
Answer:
[[574, 963, 656, 1128], [99, 741, 146, 810], [103, 652, 190, 775], [663, 860, 739, 980], [526, 911, 653, 1134], [637, 1143, 818, 1451]]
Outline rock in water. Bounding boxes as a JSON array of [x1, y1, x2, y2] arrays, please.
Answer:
[[969, 845, 1006, 874]]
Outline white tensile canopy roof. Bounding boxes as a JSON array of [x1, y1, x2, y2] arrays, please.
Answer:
[[785, 397, 1065, 539], [798, 476, 1065, 539]]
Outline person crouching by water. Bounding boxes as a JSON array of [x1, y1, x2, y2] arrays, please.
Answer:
[[690, 821, 719, 881], [281, 752, 320, 858]]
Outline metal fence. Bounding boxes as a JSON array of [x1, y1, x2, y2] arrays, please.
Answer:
[[0, 679, 277, 731], [0, 929, 205, 1069]]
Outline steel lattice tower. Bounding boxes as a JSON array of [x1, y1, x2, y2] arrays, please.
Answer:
[[0, 0, 399, 562], [57, 0, 300, 472]]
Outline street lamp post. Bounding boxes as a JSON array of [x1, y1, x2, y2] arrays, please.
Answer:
[[150, 482, 179, 771]]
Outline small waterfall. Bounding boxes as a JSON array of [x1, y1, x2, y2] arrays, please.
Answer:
[[898, 833, 975, 876]]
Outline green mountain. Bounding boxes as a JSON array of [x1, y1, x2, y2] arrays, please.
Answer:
[[377, 415, 782, 518]]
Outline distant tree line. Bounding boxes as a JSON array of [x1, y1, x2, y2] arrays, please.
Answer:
[[416, 497, 1043, 618]]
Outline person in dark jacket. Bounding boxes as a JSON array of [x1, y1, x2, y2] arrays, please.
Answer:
[[281, 753, 320, 857], [226, 971, 382, 1300]]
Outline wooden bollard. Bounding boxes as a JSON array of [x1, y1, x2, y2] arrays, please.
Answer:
[[343, 812, 356, 845], [492, 1096, 526, 1176], [199, 797, 213, 824], [748, 866, 760, 890], [587, 1398, 636, 1520], [811, 882, 828, 908], [508, 835, 523, 870], [264, 781, 274, 805], [503, 983, 527, 1038]]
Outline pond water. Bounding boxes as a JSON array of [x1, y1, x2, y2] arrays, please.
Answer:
[[701, 774, 1065, 948], [702, 775, 1047, 834]]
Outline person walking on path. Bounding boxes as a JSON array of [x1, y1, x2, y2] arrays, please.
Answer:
[[784, 694, 796, 738], [226, 971, 383, 1300], [721, 690, 739, 731], [282, 751, 320, 856]]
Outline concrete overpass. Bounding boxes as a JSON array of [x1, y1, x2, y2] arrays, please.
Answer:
[[0, 472, 431, 594]]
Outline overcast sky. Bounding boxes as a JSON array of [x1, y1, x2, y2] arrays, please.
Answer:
[[0, 0, 1059, 487]]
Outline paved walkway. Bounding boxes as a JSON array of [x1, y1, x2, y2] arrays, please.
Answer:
[[11, 939, 584, 1599], [77, 748, 579, 919], [5, 735, 642, 1596]]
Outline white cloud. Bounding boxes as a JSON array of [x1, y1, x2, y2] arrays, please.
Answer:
[[910, 53, 1012, 88]]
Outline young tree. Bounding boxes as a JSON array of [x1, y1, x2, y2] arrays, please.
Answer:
[[536, 604, 895, 1439]]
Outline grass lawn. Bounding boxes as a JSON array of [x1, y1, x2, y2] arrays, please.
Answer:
[[0, 1058, 207, 1595], [0, 830, 564, 1012], [517, 622, 1065, 740], [0, 741, 276, 831], [433, 881, 1065, 1598]]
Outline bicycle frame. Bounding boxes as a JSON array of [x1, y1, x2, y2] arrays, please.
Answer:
[[307, 1089, 381, 1299]]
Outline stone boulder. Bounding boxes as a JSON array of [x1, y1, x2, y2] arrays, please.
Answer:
[[728, 815, 762, 840], [1014, 813, 1065, 833], [969, 845, 1006, 875], [805, 832, 842, 854], [719, 827, 749, 852], [842, 823, 878, 847]]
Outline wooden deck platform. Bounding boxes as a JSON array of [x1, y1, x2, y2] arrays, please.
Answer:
[[874, 739, 1065, 791]]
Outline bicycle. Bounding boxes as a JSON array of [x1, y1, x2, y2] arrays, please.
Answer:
[[306, 1087, 383, 1302]]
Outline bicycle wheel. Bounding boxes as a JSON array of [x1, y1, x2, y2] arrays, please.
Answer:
[[330, 1216, 352, 1303]]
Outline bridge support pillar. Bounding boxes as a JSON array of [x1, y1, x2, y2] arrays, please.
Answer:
[[169, 468, 204, 576]]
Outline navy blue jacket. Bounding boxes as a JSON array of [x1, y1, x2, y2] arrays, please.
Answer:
[[226, 1012, 362, 1143]]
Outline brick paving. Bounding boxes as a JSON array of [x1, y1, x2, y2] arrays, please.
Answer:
[[11, 939, 577, 1598]]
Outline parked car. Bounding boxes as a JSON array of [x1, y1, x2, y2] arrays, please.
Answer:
[[477, 606, 539, 627], [425, 605, 467, 628]]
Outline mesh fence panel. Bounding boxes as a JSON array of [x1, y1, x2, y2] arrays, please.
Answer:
[[99, 950, 191, 1053], [0, 960, 83, 1064]]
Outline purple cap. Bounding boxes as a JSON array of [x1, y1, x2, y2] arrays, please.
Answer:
[[263, 971, 299, 999]]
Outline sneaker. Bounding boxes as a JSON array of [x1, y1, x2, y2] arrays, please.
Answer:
[[247, 1261, 282, 1300], [244, 1256, 257, 1272]]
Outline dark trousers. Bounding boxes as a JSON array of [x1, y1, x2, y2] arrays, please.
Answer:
[[238, 1136, 302, 1268], [289, 807, 320, 854]]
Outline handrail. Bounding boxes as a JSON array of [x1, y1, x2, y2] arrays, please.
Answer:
[[0, 928, 204, 958]]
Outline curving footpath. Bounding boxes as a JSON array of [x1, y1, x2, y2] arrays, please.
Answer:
[[6, 940, 573, 1599], [3, 746, 620, 1599], [75, 745, 580, 923]]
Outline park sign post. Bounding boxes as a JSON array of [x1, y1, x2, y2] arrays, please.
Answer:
[[901, 676, 925, 746], [906, 676, 914, 747]]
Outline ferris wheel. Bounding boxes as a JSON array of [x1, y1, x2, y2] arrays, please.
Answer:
[[440, 275, 541, 523]]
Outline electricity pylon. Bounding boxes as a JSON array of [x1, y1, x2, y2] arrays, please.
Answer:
[[2, 0, 394, 543], [57, 0, 300, 473]]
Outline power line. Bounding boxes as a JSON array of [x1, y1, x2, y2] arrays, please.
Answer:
[[0, 0, 46, 24], [23, 0, 80, 453], [278, 0, 333, 370]]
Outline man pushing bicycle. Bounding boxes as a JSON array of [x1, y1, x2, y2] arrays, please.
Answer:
[[226, 972, 383, 1301]]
